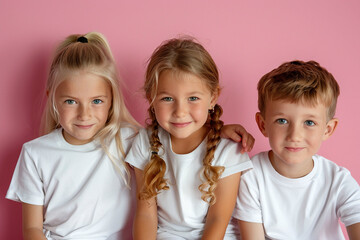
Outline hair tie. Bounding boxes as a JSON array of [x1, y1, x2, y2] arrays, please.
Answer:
[[77, 36, 88, 43], [151, 151, 158, 155]]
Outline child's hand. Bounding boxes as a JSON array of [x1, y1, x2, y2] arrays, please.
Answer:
[[221, 124, 255, 153]]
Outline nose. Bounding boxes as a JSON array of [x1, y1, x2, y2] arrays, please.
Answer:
[[174, 101, 187, 118], [78, 104, 91, 120], [286, 123, 302, 142]]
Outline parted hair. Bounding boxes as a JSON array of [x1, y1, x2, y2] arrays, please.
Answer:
[[257, 60, 340, 120], [141, 37, 224, 205], [41, 32, 139, 186]]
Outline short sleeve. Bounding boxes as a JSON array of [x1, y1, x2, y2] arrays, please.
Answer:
[[215, 139, 253, 179], [120, 125, 138, 154], [233, 169, 263, 223], [6, 144, 44, 205], [124, 128, 151, 170], [336, 170, 360, 226]]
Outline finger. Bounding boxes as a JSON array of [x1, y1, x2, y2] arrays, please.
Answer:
[[231, 132, 242, 142]]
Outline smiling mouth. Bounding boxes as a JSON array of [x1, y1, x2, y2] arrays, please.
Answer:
[[285, 147, 304, 152], [171, 122, 191, 128], [75, 124, 94, 129]]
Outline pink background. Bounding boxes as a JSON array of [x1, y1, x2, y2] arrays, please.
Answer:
[[1, 0, 359, 238]]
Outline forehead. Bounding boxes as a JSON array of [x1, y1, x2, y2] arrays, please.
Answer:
[[265, 99, 328, 119], [56, 72, 111, 96], [157, 70, 210, 94]]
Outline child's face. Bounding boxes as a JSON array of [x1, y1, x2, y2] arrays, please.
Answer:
[[55, 72, 112, 145], [152, 70, 217, 145], [256, 99, 338, 177]]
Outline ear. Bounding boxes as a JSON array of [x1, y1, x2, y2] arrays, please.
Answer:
[[210, 87, 220, 107], [255, 112, 268, 137], [322, 118, 339, 140]]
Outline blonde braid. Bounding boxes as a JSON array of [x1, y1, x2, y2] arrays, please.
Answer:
[[198, 104, 225, 205], [139, 108, 169, 200]]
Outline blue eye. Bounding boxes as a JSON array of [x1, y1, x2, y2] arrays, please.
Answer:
[[276, 118, 288, 124], [305, 120, 315, 126], [65, 100, 76, 104], [92, 99, 103, 104], [189, 96, 199, 101], [161, 97, 173, 102]]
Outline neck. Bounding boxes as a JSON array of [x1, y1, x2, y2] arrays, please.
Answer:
[[171, 126, 209, 154], [268, 151, 314, 178]]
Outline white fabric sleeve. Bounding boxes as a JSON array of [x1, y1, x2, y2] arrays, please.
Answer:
[[124, 129, 150, 171], [233, 169, 263, 223], [120, 126, 138, 154], [216, 140, 253, 179], [337, 169, 360, 226], [6, 144, 44, 205]]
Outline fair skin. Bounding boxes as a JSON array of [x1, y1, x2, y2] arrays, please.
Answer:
[[55, 71, 112, 145], [347, 223, 360, 240], [22, 71, 112, 239], [221, 124, 255, 153], [256, 100, 338, 178], [239, 99, 360, 239], [134, 70, 242, 239]]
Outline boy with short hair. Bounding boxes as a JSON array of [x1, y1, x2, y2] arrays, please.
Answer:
[[234, 60, 360, 239]]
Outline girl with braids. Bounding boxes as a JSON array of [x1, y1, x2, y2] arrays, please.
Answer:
[[125, 37, 253, 239], [6, 32, 140, 239]]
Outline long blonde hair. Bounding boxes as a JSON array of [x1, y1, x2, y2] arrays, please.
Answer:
[[41, 32, 140, 186], [141, 37, 224, 205]]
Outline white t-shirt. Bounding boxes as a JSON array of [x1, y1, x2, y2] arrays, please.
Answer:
[[125, 127, 253, 240], [234, 151, 360, 240], [6, 127, 137, 240]]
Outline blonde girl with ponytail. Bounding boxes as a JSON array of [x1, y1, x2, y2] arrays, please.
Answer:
[[126, 37, 253, 240], [6, 32, 140, 240]]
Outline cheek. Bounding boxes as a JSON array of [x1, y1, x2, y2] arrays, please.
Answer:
[[154, 104, 169, 121], [57, 107, 70, 121], [307, 130, 324, 145], [96, 107, 111, 121], [267, 127, 283, 142], [192, 105, 209, 120]]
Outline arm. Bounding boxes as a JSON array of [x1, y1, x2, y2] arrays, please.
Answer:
[[238, 220, 265, 240], [133, 167, 158, 240], [201, 172, 241, 240], [22, 203, 47, 240], [221, 124, 255, 153], [347, 223, 360, 240]]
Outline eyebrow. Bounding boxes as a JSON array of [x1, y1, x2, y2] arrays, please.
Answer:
[[59, 95, 109, 99], [271, 112, 321, 119], [156, 91, 206, 96]]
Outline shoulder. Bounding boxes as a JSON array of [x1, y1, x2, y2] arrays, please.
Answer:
[[313, 155, 360, 195], [23, 129, 61, 151], [214, 138, 253, 176], [313, 154, 352, 178], [241, 151, 269, 179], [215, 138, 244, 157], [119, 124, 140, 143], [250, 151, 269, 168], [124, 128, 151, 169]]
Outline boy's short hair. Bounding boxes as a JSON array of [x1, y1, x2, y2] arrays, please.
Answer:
[[257, 60, 340, 120]]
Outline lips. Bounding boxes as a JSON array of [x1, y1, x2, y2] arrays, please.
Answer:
[[171, 122, 191, 128], [285, 147, 304, 152], [75, 124, 94, 129]]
